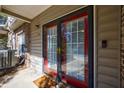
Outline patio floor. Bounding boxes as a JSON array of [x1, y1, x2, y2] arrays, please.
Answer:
[[0, 68, 38, 88]]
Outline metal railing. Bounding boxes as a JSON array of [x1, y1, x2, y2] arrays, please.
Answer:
[[0, 50, 18, 69]]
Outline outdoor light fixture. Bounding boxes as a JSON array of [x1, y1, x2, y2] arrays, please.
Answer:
[[35, 24, 40, 28]]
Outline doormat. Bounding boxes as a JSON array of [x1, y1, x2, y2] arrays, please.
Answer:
[[33, 74, 70, 88], [33, 74, 57, 88]]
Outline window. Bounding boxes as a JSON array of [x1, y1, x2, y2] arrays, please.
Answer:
[[0, 15, 7, 26], [47, 26, 57, 70]]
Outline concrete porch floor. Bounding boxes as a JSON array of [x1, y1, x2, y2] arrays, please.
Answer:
[[1, 68, 39, 88]]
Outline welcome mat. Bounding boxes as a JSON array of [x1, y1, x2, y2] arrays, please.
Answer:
[[33, 75, 57, 88]]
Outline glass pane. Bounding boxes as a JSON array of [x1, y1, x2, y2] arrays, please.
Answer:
[[72, 44, 77, 52], [53, 36, 57, 43], [66, 22, 72, 32], [51, 54, 54, 62], [53, 29, 55, 35], [48, 53, 51, 61], [77, 43, 85, 81], [72, 33, 77, 43], [48, 29, 51, 35], [53, 45, 56, 53], [51, 29, 54, 35], [72, 44, 78, 61], [51, 37, 55, 44], [66, 44, 72, 54], [67, 55, 73, 63], [52, 45, 54, 53], [78, 44, 84, 55], [54, 54, 57, 62], [0, 15, 7, 25], [66, 32, 72, 43], [78, 19, 84, 31], [72, 21, 77, 32], [78, 32, 84, 42]]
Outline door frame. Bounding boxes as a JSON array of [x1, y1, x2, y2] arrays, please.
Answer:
[[43, 5, 94, 88]]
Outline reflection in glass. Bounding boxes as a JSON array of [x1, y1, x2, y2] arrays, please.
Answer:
[[66, 32, 72, 43]]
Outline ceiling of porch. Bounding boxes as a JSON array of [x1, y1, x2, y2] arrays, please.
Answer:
[[1, 5, 51, 20], [0, 5, 52, 30]]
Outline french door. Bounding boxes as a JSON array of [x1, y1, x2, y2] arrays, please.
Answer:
[[43, 6, 93, 88]]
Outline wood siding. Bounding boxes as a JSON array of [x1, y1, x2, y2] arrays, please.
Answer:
[[96, 6, 121, 88]]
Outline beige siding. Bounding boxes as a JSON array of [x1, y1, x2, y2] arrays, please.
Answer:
[[96, 6, 121, 88]]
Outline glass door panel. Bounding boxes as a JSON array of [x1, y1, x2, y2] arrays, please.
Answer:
[[47, 26, 57, 70], [62, 16, 87, 83]]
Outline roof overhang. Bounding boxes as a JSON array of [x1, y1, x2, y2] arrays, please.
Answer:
[[1, 5, 51, 23], [1, 8, 31, 23]]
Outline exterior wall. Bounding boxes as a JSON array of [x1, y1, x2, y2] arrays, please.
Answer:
[[30, 5, 83, 77], [96, 6, 121, 88], [31, 5, 121, 87]]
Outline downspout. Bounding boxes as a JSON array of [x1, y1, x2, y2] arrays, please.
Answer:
[[93, 5, 97, 88]]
